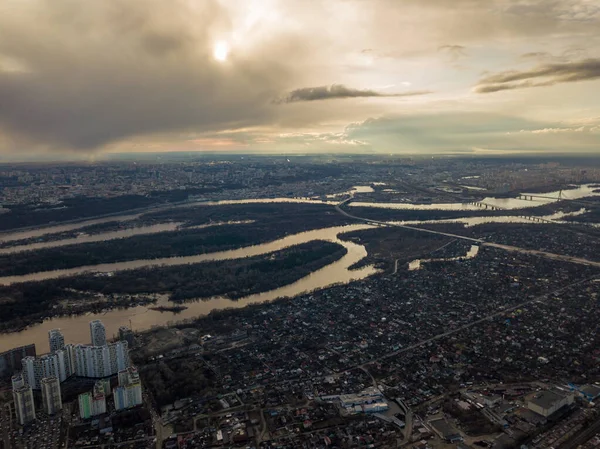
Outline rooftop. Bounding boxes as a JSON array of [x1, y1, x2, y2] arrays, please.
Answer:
[[528, 390, 567, 410]]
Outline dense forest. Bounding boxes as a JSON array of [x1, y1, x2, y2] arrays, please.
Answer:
[[339, 226, 461, 270], [139, 357, 216, 407], [0, 204, 351, 276], [139, 202, 346, 227], [52, 240, 347, 301], [0, 240, 346, 331]]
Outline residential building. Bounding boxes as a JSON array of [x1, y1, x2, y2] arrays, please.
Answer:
[[21, 349, 72, 389], [12, 373, 36, 426], [114, 366, 142, 411], [118, 326, 135, 347], [20, 340, 128, 387], [78, 381, 107, 419], [48, 329, 65, 353], [0, 344, 36, 378], [72, 341, 129, 378], [90, 320, 107, 347], [40, 377, 62, 415]]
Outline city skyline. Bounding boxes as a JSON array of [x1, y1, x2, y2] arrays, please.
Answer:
[[0, 0, 598, 160]]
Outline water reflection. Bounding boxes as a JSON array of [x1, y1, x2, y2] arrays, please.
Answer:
[[387, 208, 587, 228], [0, 221, 253, 254], [0, 213, 142, 243], [351, 184, 600, 211], [408, 245, 480, 271]]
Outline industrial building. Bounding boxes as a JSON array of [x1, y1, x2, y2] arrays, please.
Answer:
[[527, 389, 574, 418]]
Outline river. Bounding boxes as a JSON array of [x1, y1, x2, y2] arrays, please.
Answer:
[[349, 184, 600, 211], [0, 184, 596, 352], [1, 184, 595, 245], [0, 220, 253, 255], [0, 224, 378, 352], [408, 245, 480, 271]]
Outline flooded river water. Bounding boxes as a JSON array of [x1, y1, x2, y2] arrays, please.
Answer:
[[0, 224, 378, 352], [0, 184, 597, 352]]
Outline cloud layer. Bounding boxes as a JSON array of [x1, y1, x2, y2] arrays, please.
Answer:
[[0, 0, 303, 150], [0, 0, 599, 155], [278, 84, 430, 103], [475, 58, 600, 93]]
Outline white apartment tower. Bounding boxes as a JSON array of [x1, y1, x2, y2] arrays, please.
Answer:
[[40, 377, 62, 415], [12, 373, 36, 425], [48, 329, 65, 353], [73, 341, 129, 378], [90, 320, 107, 347], [22, 349, 72, 389], [114, 366, 142, 411]]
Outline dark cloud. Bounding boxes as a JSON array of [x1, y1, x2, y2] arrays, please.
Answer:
[[438, 45, 467, 60], [0, 0, 302, 151], [520, 52, 551, 60], [475, 58, 600, 93], [278, 84, 430, 103]]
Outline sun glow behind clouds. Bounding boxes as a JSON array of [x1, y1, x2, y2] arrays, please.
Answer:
[[213, 41, 229, 61]]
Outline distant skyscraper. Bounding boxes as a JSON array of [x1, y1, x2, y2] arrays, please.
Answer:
[[90, 320, 107, 347], [114, 366, 142, 411], [48, 329, 65, 353], [12, 373, 36, 425], [40, 377, 62, 415]]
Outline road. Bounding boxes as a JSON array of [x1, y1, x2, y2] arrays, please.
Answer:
[[335, 199, 600, 268], [558, 413, 600, 449], [396, 399, 413, 444]]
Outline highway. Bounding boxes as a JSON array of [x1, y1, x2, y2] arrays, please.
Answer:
[[335, 198, 600, 268]]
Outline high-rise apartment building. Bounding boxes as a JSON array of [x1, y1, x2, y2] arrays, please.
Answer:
[[118, 326, 135, 347], [40, 377, 62, 415], [22, 339, 129, 388], [22, 348, 72, 389], [0, 344, 36, 378], [48, 329, 65, 353], [12, 373, 36, 426], [72, 341, 129, 378], [114, 366, 142, 411], [78, 380, 107, 419], [90, 320, 107, 347]]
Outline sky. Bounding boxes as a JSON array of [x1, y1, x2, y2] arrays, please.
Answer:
[[0, 0, 599, 159]]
